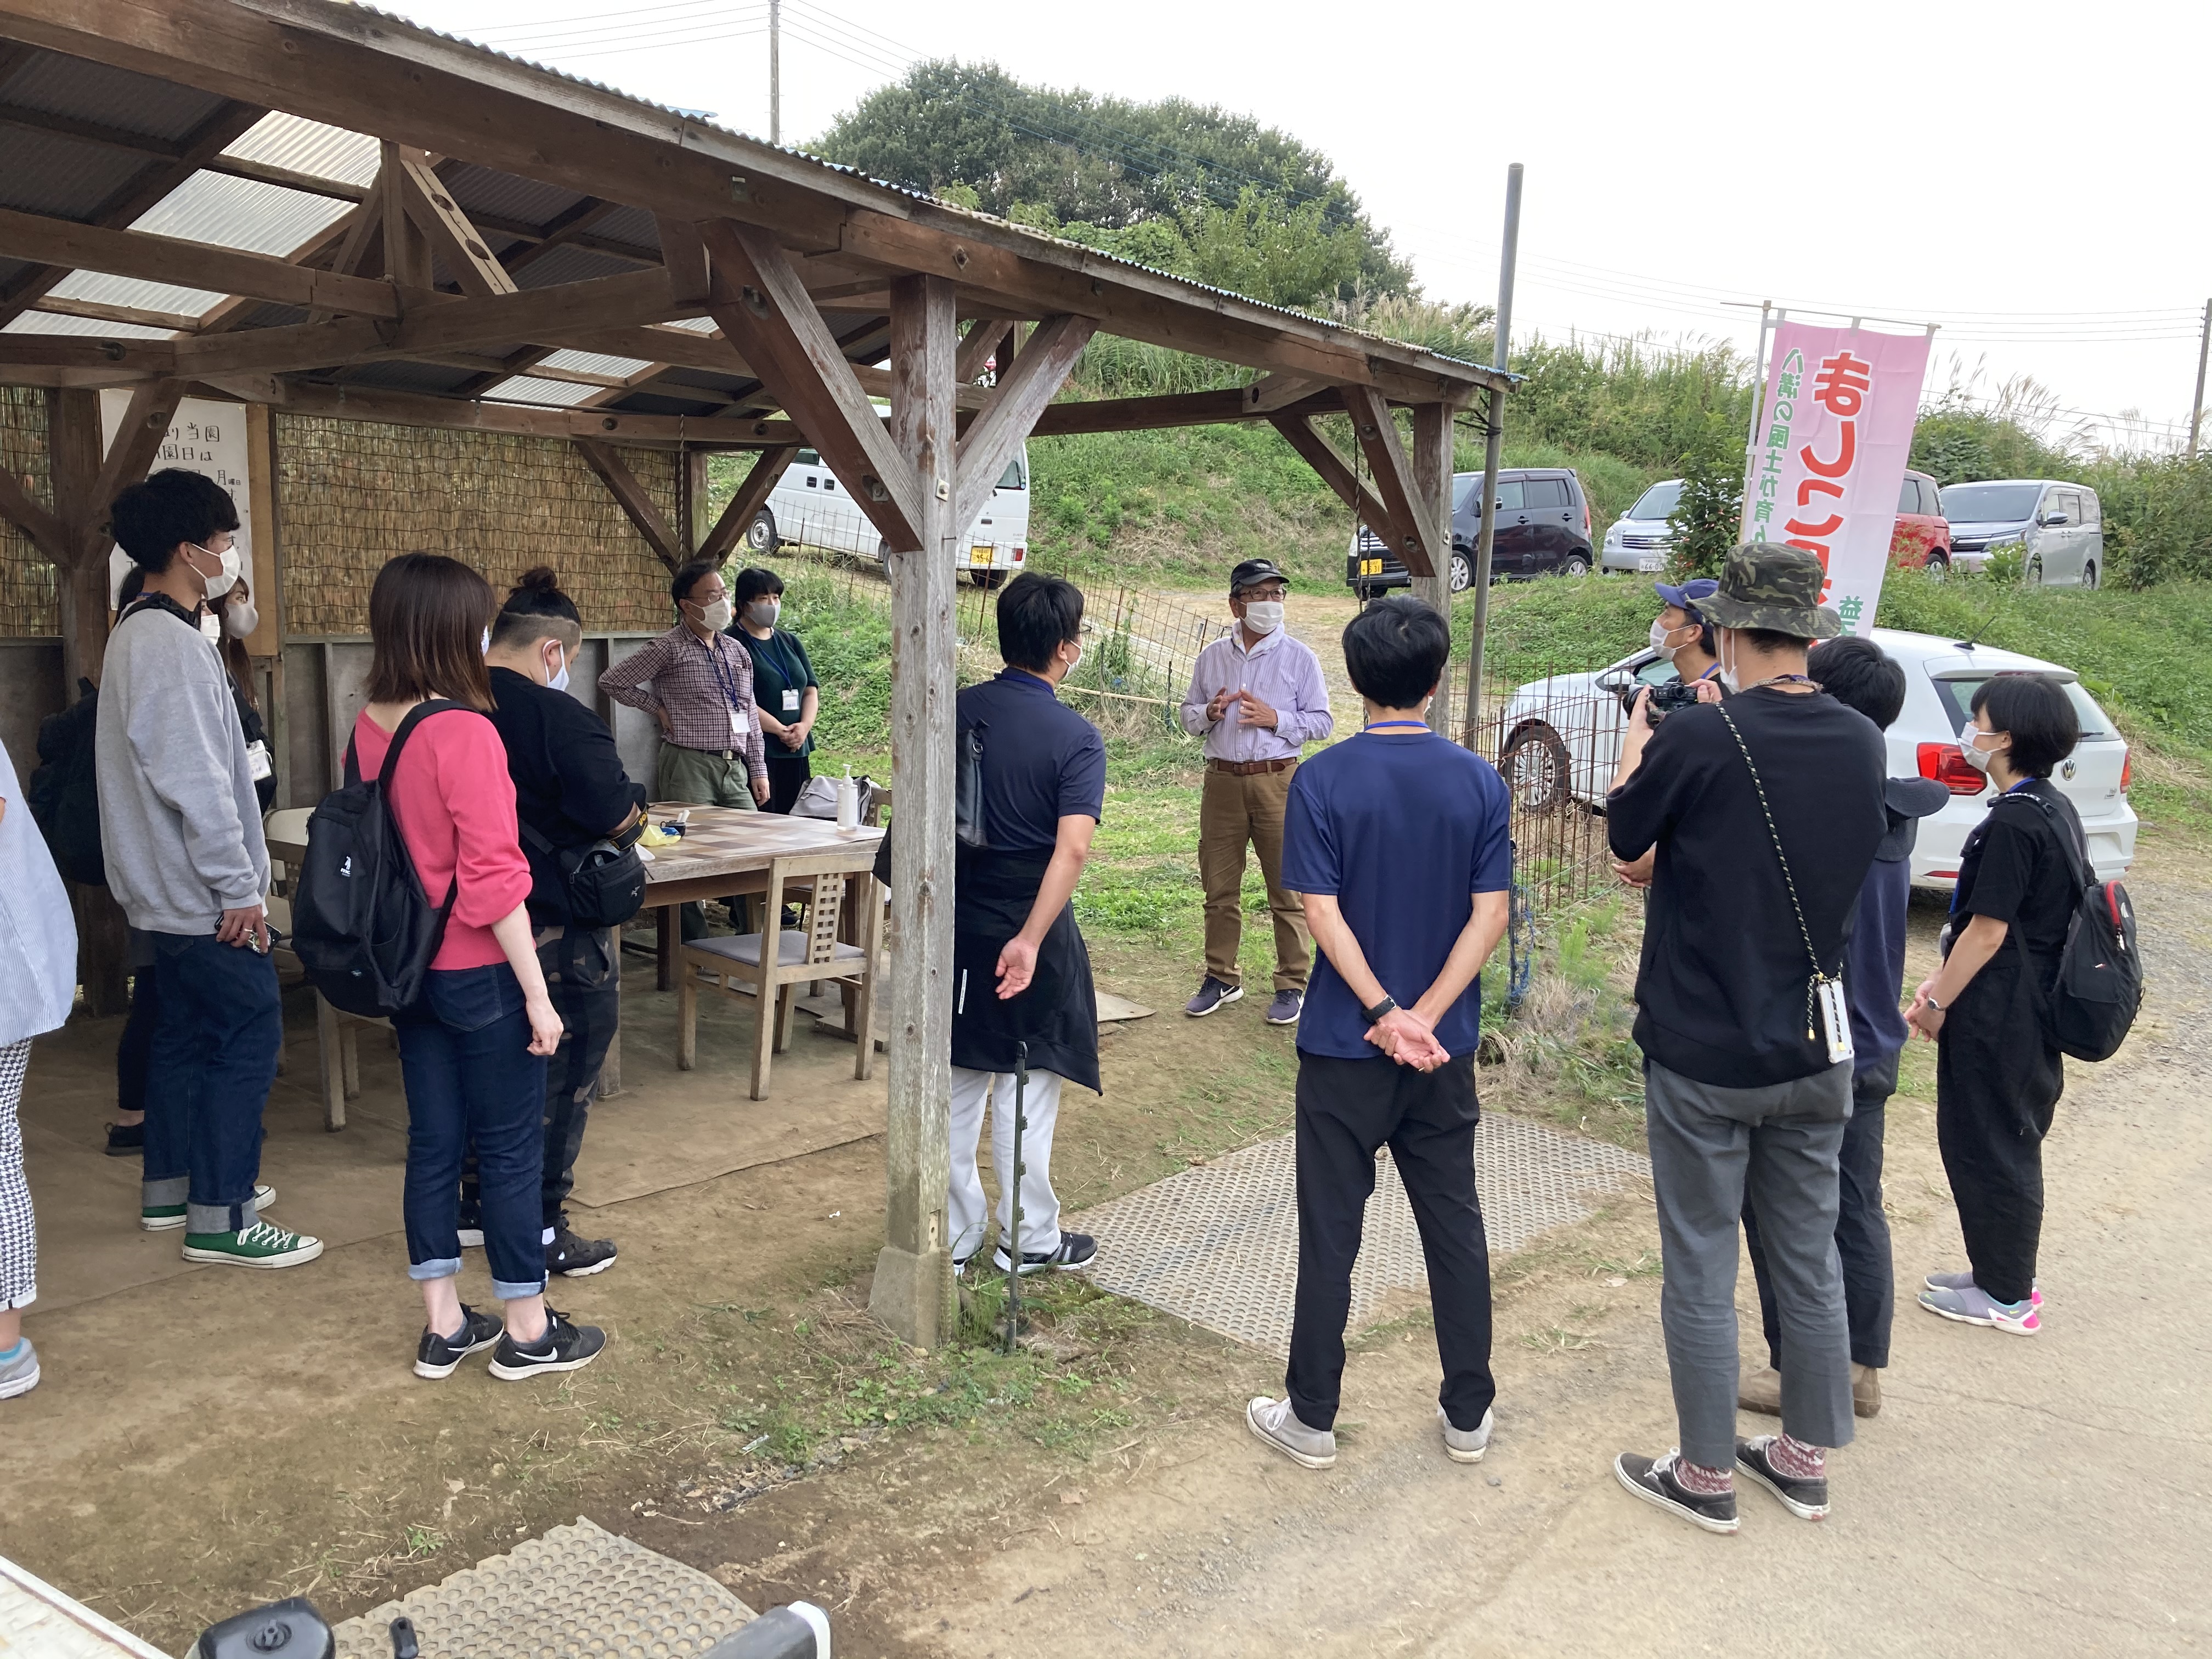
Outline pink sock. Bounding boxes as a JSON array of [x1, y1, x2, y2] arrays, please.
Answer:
[[1674, 1455, 1733, 1494], [1769, 1433, 1825, 1479]]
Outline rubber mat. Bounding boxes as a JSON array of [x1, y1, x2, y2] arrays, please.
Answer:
[[1074, 1112, 1650, 1356], [330, 1517, 754, 1659]]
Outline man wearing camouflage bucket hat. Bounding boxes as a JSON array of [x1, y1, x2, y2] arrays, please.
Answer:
[[1602, 544, 1887, 1534]]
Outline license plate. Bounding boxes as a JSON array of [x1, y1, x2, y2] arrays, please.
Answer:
[[1637, 554, 1666, 572], [969, 545, 994, 566]]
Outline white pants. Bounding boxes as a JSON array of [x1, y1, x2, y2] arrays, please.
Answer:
[[947, 1064, 1063, 1264]]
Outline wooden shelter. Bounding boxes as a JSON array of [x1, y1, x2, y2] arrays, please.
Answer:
[[0, 0, 1510, 1345]]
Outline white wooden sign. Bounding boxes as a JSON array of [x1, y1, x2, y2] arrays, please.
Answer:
[[99, 393, 255, 607]]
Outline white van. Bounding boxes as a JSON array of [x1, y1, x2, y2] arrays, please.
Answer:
[[742, 443, 1033, 588]]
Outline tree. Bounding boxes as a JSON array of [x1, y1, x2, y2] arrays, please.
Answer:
[[1668, 415, 1744, 579]]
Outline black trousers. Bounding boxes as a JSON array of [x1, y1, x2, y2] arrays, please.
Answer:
[[1743, 1058, 1896, 1369], [764, 754, 811, 815], [116, 965, 161, 1116], [1934, 956, 2058, 1308], [1286, 1051, 1496, 1433]]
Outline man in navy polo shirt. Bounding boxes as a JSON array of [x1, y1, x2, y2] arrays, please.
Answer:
[[1246, 596, 1513, 1471], [947, 573, 1106, 1276]]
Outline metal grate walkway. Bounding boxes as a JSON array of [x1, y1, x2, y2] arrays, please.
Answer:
[[1074, 1113, 1650, 1356]]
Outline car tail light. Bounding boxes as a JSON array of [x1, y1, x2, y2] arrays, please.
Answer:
[[1917, 742, 1988, 796], [1927, 870, 1959, 879], [2120, 748, 2131, 792], [1012, 545, 1025, 562], [1581, 498, 1591, 537]]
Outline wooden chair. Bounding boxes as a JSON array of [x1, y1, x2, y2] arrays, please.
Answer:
[[678, 851, 883, 1100]]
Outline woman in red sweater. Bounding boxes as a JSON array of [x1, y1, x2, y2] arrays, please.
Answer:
[[356, 553, 606, 1382]]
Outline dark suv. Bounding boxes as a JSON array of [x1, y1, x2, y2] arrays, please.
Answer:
[[1345, 468, 1594, 596]]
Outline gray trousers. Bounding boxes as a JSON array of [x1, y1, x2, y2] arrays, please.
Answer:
[[1644, 1056, 1856, 1468]]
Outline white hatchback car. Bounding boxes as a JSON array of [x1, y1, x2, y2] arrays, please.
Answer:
[[1497, 627, 2136, 887]]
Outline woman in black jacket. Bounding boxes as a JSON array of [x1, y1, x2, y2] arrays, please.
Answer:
[[1907, 674, 2084, 1338]]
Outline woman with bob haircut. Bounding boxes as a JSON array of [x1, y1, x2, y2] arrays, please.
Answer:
[[1908, 672, 2085, 1339], [354, 552, 606, 1381]]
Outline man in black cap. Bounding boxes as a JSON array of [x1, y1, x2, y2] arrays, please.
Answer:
[[1177, 558, 1335, 1025], [1602, 543, 1886, 1536]]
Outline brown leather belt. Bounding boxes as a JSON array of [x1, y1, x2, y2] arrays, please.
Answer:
[[1207, 757, 1297, 776]]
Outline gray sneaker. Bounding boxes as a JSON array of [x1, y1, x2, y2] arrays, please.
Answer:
[[1265, 989, 1305, 1025], [1184, 977, 1244, 1017], [0, 1340, 38, 1401], [1925, 1268, 2041, 1307], [1247, 1395, 1336, 1468], [1439, 1404, 1493, 1464]]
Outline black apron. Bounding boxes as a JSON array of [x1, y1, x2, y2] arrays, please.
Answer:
[[949, 847, 1100, 1093]]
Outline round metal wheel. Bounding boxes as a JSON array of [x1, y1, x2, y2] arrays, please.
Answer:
[[1449, 549, 1474, 593], [2082, 561, 2098, 590], [1498, 721, 1572, 811], [744, 508, 777, 555], [1925, 554, 1949, 580], [1562, 552, 1591, 577]]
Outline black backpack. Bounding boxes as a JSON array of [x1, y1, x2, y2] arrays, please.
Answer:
[[518, 819, 646, 931], [29, 679, 104, 887], [2006, 790, 2142, 1063], [290, 702, 462, 1019]]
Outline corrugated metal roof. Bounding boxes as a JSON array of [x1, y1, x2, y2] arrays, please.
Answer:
[[444, 164, 589, 229], [482, 375, 600, 408], [343, 360, 481, 395], [133, 171, 353, 256], [0, 131, 148, 217], [509, 242, 639, 290], [588, 205, 661, 252], [41, 269, 222, 318], [604, 389, 731, 417], [3, 311, 174, 340], [0, 49, 228, 143], [221, 113, 379, 189], [538, 348, 656, 379]]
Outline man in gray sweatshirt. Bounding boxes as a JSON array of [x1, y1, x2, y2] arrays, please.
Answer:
[[97, 470, 321, 1268]]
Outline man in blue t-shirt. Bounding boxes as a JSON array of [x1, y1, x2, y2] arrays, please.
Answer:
[[1245, 597, 1513, 1472]]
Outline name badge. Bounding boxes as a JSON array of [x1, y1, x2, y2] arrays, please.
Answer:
[[730, 708, 746, 742], [782, 689, 801, 713], [245, 739, 273, 782]]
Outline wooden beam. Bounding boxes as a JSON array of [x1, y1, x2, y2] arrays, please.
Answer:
[[655, 216, 710, 305], [0, 99, 267, 329], [0, 455, 66, 562], [698, 447, 797, 565], [1341, 384, 1438, 578], [0, 204, 405, 319], [574, 439, 681, 569], [698, 218, 922, 551], [82, 378, 187, 561], [193, 373, 795, 447], [1268, 412, 1404, 553], [870, 268, 958, 1348], [393, 147, 517, 297], [29, 295, 202, 332], [1243, 373, 1323, 413], [201, 154, 371, 205], [953, 318, 1011, 386], [952, 313, 1092, 531], [379, 143, 435, 291], [0, 97, 183, 159], [1020, 385, 1344, 437], [0, 335, 178, 375], [502, 197, 620, 278]]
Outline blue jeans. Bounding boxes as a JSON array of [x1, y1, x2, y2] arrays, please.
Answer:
[[397, 963, 548, 1300], [142, 931, 282, 1234]]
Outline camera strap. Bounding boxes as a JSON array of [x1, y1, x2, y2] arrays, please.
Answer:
[[1715, 703, 1854, 1065]]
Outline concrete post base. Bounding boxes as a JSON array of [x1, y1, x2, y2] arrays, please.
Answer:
[[868, 1242, 952, 1350]]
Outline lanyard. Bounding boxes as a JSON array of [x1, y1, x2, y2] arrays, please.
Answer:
[[1362, 720, 1427, 732], [1950, 781, 2038, 913], [697, 630, 743, 711]]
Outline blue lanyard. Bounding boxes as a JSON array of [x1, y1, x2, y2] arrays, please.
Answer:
[[697, 631, 742, 710], [1362, 720, 1427, 732]]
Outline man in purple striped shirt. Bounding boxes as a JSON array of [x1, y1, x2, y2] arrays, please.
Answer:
[[1177, 558, 1335, 1026]]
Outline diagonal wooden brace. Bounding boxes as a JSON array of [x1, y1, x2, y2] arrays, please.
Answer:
[[1340, 384, 1441, 578], [952, 313, 1092, 532]]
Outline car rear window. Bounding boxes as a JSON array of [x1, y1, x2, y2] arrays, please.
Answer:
[[1453, 476, 1480, 509], [1628, 480, 1681, 520], [1929, 673, 2116, 740], [1523, 478, 1570, 508], [1940, 482, 2041, 522]]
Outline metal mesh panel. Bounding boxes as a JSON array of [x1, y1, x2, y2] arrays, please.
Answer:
[[1075, 1113, 1649, 1356]]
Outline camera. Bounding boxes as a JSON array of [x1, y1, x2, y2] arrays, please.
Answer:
[[1616, 679, 1706, 724]]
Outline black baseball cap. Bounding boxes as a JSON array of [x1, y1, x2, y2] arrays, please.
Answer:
[[1229, 558, 1291, 594]]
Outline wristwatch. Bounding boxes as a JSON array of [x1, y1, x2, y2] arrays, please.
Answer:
[[1362, 994, 1398, 1024], [1923, 994, 1944, 1013]]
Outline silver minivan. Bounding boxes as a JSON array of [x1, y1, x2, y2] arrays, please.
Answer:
[[1598, 477, 1683, 574], [1939, 478, 2104, 588]]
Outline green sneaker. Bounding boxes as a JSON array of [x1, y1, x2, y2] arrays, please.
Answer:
[[142, 1183, 275, 1232], [181, 1220, 323, 1268]]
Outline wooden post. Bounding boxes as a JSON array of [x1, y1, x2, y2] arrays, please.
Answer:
[[1409, 403, 1456, 742], [684, 445, 713, 556], [868, 270, 958, 1351]]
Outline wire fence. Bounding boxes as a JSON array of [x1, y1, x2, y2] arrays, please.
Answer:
[[1468, 665, 1626, 926]]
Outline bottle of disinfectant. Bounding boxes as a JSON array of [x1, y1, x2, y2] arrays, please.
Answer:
[[835, 765, 860, 832]]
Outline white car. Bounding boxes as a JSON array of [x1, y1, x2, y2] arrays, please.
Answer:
[[743, 442, 1033, 587], [1497, 627, 2136, 887], [1599, 477, 1681, 575]]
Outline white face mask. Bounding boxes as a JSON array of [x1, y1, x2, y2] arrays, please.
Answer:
[[744, 599, 779, 628], [693, 596, 733, 632], [481, 625, 492, 658], [199, 612, 222, 644], [1063, 641, 1083, 674], [545, 641, 570, 693], [1717, 631, 1740, 693], [1649, 617, 1695, 661], [222, 597, 258, 639], [1959, 726, 2000, 773], [1242, 600, 1285, 635], [187, 538, 242, 600]]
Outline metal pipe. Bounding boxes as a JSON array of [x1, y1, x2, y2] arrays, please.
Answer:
[[769, 0, 782, 146], [1736, 300, 1772, 539], [2190, 297, 2210, 461], [1460, 162, 1520, 746]]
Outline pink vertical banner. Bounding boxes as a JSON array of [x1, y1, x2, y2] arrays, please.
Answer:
[[1744, 323, 1932, 636]]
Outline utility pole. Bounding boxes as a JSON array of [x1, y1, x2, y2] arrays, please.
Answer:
[[769, 0, 781, 146], [1460, 161, 1521, 747], [2190, 297, 2210, 461]]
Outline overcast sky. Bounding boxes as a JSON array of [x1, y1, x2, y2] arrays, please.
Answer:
[[404, 0, 2211, 452]]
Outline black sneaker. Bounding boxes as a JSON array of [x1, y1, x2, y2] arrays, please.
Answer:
[[992, 1231, 1099, 1276], [487, 1308, 607, 1381], [104, 1121, 144, 1158], [1735, 1436, 1830, 1521], [547, 1220, 618, 1278], [414, 1305, 504, 1380], [1612, 1449, 1740, 1534]]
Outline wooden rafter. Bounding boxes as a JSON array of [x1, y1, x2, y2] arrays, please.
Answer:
[[502, 197, 621, 278], [1244, 373, 1323, 413], [0, 98, 267, 329], [1268, 413, 1404, 558], [698, 218, 922, 551], [574, 438, 681, 568], [697, 447, 798, 565], [392, 147, 516, 297], [0, 454, 66, 562], [953, 318, 1012, 386], [1340, 383, 1440, 577], [952, 313, 1092, 531], [30, 294, 204, 332]]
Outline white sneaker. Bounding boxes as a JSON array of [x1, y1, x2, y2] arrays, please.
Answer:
[[1246, 1395, 1336, 1469], [1439, 1404, 1493, 1463]]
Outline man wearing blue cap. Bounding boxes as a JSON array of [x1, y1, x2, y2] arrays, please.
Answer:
[[1650, 578, 1722, 690]]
